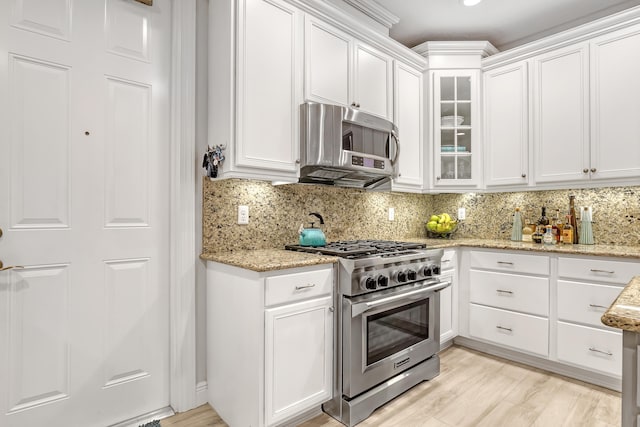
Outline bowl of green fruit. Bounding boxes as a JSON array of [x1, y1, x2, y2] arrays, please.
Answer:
[[426, 213, 458, 238]]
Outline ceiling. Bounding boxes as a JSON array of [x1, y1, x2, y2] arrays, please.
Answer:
[[373, 0, 640, 51]]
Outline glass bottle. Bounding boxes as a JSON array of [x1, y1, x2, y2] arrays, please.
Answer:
[[554, 209, 563, 244], [569, 196, 578, 244], [511, 208, 523, 241], [561, 215, 574, 244], [579, 206, 594, 244], [538, 207, 549, 227], [543, 225, 554, 245], [522, 222, 533, 242]]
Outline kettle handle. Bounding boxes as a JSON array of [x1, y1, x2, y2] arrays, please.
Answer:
[[309, 212, 324, 224]]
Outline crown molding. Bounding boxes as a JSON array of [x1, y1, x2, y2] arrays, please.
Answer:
[[483, 4, 640, 69], [342, 0, 399, 29], [413, 40, 499, 58]]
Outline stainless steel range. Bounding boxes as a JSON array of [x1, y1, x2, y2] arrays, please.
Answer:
[[285, 240, 450, 426]]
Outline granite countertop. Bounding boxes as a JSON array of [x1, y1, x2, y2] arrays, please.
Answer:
[[200, 249, 338, 272], [201, 238, 640, 272], [602, 276, 640, 332]]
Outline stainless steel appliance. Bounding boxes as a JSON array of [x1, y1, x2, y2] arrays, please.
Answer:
[[285, 240, 449, 426], [299, 102, 399, 190]]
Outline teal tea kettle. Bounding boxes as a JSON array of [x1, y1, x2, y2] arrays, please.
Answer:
[[298, 212, 327, 247]]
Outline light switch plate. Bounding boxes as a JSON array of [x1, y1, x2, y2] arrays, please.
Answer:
[[458, 207, 466, 220], [388, 207, 395, 221], [238, 205, 249, 224]]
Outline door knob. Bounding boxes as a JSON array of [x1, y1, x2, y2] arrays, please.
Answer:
[[0, 260, 24, 271]]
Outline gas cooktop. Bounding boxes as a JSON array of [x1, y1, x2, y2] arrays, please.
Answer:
[[285, 239, 426, 259]]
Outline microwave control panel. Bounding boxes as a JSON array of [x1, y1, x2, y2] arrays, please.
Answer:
[[352, 155, 385, 170]]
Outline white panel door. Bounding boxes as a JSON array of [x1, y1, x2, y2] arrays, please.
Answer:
[[532, 43, 590, 183], [0, 0, 171, 426], [484, 62, 529, 187], [353, 42, 393, 120], [590, 24, 640, 181], [392, 62, 423, 191]]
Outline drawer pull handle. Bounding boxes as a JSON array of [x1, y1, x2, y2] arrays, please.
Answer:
[[589, 303, 608, 310], [590, 269, 615, 274], [442, 259, 451, 263], [295, 284, 316, 291], [497, 261, 514, 265], [588, 347, 613, 356], [496, 325, 512, 332], [496, 289, 513, 295]]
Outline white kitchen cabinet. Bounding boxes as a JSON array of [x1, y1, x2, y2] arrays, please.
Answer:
[[392, 62, 423, 192], [466, 249, 550, 357], [265, 295, 333, 426], [439, 250, 458, 346], [590, 23, 640, 181], [209, 0, 303, 182], [432, 70, 482, 188], [207, 262, 334, 427], [483, 61, 529, 187], [304, 16, 393, 120], [532, 43, 590, 184]]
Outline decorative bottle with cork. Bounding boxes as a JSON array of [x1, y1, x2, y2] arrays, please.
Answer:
[[511, 208, 523, 241], [562, 215, 574, 244]]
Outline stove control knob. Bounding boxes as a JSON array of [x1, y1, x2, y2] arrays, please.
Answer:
[[377, 275, 389, 287], [397, 270, 408, 283], [432, 265, 441, 275], [406, 269, 417, 281], [361, 276, 377, 290], [422, 265, 433, 277]]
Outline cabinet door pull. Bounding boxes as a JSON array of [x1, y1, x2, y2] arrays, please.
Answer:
[[496, 325, 512, 332], [497, 261, 514, 265], [589, 303, 609, 310], [521, 173, 526, 178], [496, 289, 513, 295], [583, 168, 589, 173], [588, 347, 612, 356], [328, 306, 335, 313], [590, 168, 597, 173], [295, 283, 316, 290], [590, 269, 615, 274]]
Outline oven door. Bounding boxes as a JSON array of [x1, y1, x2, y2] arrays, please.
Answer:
[[342, 280, 450, 398]]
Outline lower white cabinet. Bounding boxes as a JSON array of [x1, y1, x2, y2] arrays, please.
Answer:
[[469, 304, 549, 357], [439, 250, 458, 345], [265, 296, 333, 426], [207, 262, 334, 427], [557, 321, 621, 376]]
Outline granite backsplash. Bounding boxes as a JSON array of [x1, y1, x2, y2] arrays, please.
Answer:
[[202, 178, 640, 253]]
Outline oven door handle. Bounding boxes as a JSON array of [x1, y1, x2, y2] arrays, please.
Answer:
[[351, 280, 451, 318]]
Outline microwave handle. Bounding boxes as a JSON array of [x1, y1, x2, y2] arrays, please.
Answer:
[[390, 130, 400, 165], [351, 280, 451, 318]]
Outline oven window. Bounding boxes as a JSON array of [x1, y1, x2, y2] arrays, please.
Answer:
[[366, 299, 429, 366]]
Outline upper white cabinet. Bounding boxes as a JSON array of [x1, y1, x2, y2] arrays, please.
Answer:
[[590, 24, 640, 181], [392, 62, 423, 191], [432, 70, 481, 188], [304, 16, 393, 120], [532, 43, 590, 184], [483, 61, 529, 187], [210, 0, 303, 182]]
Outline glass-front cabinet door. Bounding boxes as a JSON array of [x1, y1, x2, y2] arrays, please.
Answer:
[[433, 70, 480, 188]]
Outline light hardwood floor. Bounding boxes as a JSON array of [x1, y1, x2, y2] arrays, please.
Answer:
[[163, 345, 621, 426]]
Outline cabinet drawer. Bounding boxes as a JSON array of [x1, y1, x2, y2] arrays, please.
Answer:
[[469, 304, 549, 357], [558, 257, 640, 284], [557, 280, 623, 328], [470, 270, 549, 316], [441, 250, 457, 270], [557, 321, 621, 376], [265, 267, 333, 307], [469, 250, 549, 275]]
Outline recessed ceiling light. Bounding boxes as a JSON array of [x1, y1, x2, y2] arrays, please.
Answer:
[[462, 0, 482, 6]]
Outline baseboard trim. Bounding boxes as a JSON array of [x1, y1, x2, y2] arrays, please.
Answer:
[[454, 336, 622, 392], [196, 381, 208, 407], [108, 406, 175, 427]]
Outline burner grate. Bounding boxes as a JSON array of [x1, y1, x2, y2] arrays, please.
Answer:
[[285, 240, 426, 258]]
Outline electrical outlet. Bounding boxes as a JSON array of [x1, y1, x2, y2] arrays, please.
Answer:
[[388, 207, 395, 221], [458, 207, 466, 220], [238, 205, 249, 225]]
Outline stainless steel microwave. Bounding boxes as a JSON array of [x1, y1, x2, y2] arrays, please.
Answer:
[[299, 102, 399, 190]]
